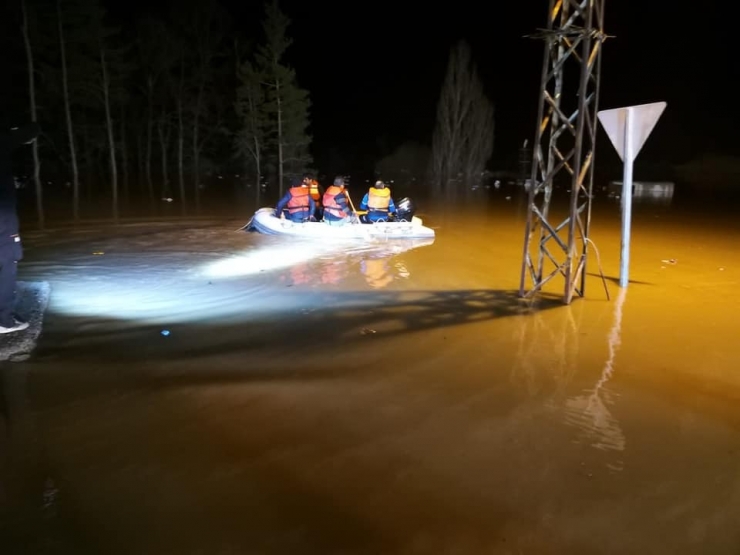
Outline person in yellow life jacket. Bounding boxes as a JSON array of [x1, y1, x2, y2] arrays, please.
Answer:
[[322, 176, 353, 226], [359, 180, 397, 223], [274, 177, 315, 222]]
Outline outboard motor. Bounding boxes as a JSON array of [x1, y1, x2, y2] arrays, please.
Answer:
[[395, 197, 416, 221]]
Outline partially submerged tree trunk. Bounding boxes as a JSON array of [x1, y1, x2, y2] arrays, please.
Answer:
[[136, 129, 144, 201], [100, 47, 119, 223], [176, 56, 186, 216], [192, 81, 204, 213], [275, 80, 283, 197], [157, 112, 171, 204], [146, 76, 155, 211], [120, 107, 129, 212], [57, 0, 80, 222], [235, 46, 266, 209], [20, 0, 44, 229], [82, 117, 94, 209], [254, 135, 261, 205]]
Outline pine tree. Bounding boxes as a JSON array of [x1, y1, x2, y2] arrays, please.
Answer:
[[254, 0, 312, 197]]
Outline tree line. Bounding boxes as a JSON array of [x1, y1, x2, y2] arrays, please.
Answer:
[[3, 0, 495, 228], [4, 0, 311, 227]]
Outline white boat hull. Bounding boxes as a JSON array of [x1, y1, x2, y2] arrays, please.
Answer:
[[245, 208, 436, 240]]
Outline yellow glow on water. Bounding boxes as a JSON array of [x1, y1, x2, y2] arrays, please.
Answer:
[[14, 192, 740, 554]]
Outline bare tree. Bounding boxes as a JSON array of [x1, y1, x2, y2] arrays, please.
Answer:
[[429, 40, 494, 195], [157, 109, 172, 201], [56, 0, 80, 221], [98, 46, 119, 221], [236, 49, 267, 206], [119, 106, 129, 210], [463, 85, 494, 184], [136, 17, 176, 212], [175, 51, 187, 215], [186, 0, 227, 213], [20, 0, 44, 228]]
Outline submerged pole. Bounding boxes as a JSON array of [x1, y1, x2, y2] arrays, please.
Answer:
[[619, 107, 634, 288]]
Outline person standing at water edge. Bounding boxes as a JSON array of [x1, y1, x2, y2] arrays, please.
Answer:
[[322, 176, 353, 226], [0, 121, 40, 334]]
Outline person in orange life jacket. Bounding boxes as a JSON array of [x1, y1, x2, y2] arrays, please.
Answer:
[[274, 177, 315, 222], [303, 174, 323, 219], [0, 121, 40, 334], [359, 180, 397, 222], [322, 176, 353, 226]]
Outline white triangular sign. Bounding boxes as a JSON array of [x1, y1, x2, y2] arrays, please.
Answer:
[[597, 101, 666, 162]]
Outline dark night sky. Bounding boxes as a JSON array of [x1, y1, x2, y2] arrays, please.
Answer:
[[9, 0, 737, 177], [231, 0, 735, 173]]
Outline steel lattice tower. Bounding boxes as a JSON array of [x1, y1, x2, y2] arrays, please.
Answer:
[[519, 0, 607, 304]]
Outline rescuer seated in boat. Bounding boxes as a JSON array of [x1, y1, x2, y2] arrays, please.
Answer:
[[359, 180, 397, 223], [274, 178, 316, 222], [322, 176, 354, 226], [303, 173, 323, 220]]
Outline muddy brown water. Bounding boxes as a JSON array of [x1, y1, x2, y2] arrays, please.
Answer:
[[2, 189, 740, 554]]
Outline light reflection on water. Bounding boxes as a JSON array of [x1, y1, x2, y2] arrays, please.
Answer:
[[562, 287, 628, 472], [275, 238, 434, 289]]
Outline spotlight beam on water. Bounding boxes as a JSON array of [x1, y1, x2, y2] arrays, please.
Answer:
[[44, 237, 436, 324]]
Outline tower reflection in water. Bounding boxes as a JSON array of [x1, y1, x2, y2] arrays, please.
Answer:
[[513, 287, 628, 472]]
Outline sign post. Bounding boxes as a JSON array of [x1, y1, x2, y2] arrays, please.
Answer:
[[597, 101, 666, 288]]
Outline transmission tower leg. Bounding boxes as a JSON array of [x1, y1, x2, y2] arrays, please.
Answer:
[[519, 0, 607, 304]]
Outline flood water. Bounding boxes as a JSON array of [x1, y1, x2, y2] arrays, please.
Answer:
[[2, 186, 740, 554]]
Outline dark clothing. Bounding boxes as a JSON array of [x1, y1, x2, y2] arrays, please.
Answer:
[[0, 123, 39, 327], [0, 244, 20, 327], [0, 123, 40, 243]]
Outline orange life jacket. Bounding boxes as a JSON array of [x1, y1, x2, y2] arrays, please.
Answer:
[[308, 179, 321, 202], [323, 185, 349, 219], [367, 187, 391, 212], [287, 186, 310, 214]]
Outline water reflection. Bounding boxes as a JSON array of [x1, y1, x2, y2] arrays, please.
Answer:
[[278, 238, 434, 289], [563, 287, 628, 471], [511, 302, 581, 397], [0, 365, 62, 547], [512, 291, 628, 471]]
